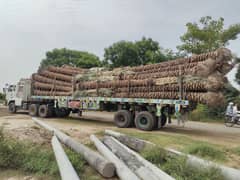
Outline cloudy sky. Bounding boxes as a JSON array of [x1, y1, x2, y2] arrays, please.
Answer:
[[0, 0, 240, 92]]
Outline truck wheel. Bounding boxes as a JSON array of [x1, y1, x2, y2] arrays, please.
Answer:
[[161, 114, 167, 127], [64, 109, 71, 117], [55, 108, 69, 117], [38, 105, 48, 118], [47, 106, 54, 117], [8, 102, 16, 113], [135, 111, 156, 131], [29, 104, 38, 116], [114, 110, 132, 128]]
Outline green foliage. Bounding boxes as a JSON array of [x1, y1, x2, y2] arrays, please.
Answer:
[[232, 146, 240, 156], [140, 144, 224, 180], [103, 37, 179, 67], [103, 40, 138, 67], [162, 156, 224, 180], [178, 16, 240, 54], [223, 83, 240, 104], [189, 104, 224, 122], [190, 83, 240, 122], [141, 146, 167, 165], [65, 148, 86, 174], [236, 64, 240, 85], [40, 48, 101, 69], [0, 130, 85, 177], [0, 93, 5, 101], [185, 143, 226, 162], [22, 146, 58, 175]]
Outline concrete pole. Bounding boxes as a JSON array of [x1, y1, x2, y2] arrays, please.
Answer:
[[90, 134, 139, 180], [51, 135, 80, 180]]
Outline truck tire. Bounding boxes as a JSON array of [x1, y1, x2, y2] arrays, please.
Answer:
[[8, 102, 16, 113], [55, 108, 69, 117], [29, 104, 38, 116], [64, 109, 71, 117], [161, 114, 167, 127], [114, 110, 132, 128], [38, 105, 48, 118], [135, 111, 156, 131]]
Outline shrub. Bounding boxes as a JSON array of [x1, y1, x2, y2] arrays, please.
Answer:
[[189, 104, 224, 122]]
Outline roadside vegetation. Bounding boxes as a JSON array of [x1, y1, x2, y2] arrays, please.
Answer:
[[0, 92, 5, 104], [0, 127, 100, 180], [119, 129, 240, 167], [184, 143, 226, 162], [141, 146, 224, 180]]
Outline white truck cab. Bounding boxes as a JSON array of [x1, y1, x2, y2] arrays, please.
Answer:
[[4, 79, 31, 112]]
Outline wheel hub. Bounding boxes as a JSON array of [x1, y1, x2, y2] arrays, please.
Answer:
[[140, 117, 148, 125]]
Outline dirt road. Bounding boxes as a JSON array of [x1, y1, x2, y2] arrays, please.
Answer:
[[81, 111, 240, 147], [0, 106, 239, 147]]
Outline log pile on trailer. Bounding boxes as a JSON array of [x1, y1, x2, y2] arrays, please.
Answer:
[[32, 65, 86, 96], [74, 48, 233, 107]]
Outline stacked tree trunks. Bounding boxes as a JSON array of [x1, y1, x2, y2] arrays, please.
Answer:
[[74, 48, 233, 107], [32, 66, 86, 96]]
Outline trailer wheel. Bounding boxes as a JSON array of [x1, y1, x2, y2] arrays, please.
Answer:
[[8, 102, 16, 113], [114, 110, 132, 128], [29, 104, 39, 116], [38, 105, 48, 118], [135, 111, 156, 131]]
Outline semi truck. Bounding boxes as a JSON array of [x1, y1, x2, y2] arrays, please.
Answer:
[[3, 78, 188, 131]]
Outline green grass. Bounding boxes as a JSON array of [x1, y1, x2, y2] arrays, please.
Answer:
[[141, 146, 167, 165], [118, 129, 196, 148], [141, 146, 224, 180], [118, 129, 229, 163], [0, 127, 88, 179], [0, 127, 107, 180], [162, 156, 224, 180], [232, 146, 240, 156], [184, 143, 226, 162]]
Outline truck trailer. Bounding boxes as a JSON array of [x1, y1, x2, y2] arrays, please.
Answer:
[[4, 78, 188, 131], [4, 48, 233, 131]]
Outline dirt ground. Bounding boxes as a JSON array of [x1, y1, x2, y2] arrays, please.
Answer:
[[0, 106, 240, 147]]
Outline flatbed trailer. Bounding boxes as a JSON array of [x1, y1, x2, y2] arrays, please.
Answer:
[[31, 95, 189, 131], [5, 79, 189, 131]]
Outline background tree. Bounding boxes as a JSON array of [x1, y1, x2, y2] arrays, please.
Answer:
[[0, 92, 5, 102], [178, 16, 240, 120], [177, 16, 240, 54], [103, 37, 177, 67], [40, 48, 101, 69], [235, 57, 240, 85], [103, 41, 138, 67]]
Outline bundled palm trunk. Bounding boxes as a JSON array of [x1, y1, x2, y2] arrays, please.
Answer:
[[74, 48, 233, 107], [32, 65, 85, 96]]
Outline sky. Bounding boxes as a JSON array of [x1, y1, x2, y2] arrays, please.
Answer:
[[0, 0, 240, 92]]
